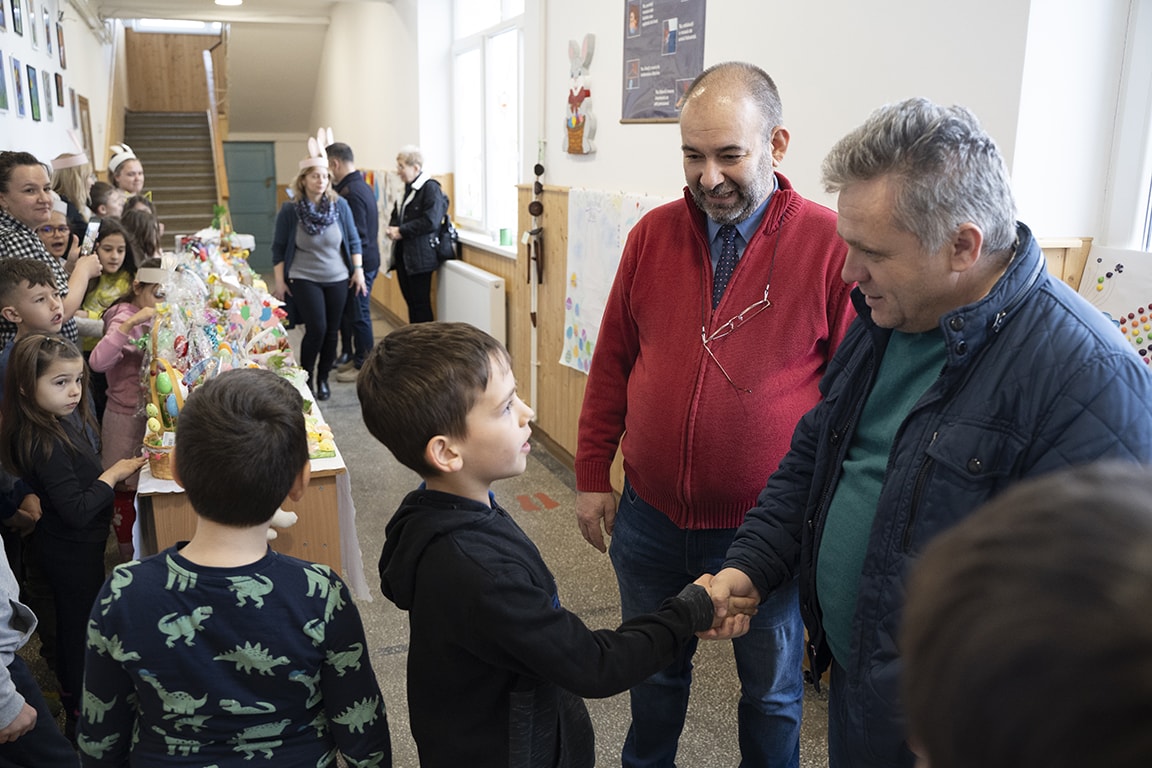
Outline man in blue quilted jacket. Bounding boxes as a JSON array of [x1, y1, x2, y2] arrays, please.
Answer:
[[704, 97, 1152, 768]]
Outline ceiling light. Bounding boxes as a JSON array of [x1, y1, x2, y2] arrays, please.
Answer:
[[215, 0, 243, 6]]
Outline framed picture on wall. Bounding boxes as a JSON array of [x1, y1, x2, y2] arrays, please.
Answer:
[[42, 5, 51, 55], [0, 2, 7, 33], [26, 63, 38, 120], [10, 55, 23, 117], [9, 0, 20, 36], [0, 52, 8, 112], [77, 94, 94, 166], [69, 86, 76, 128], [54, 71, 62, 107], [42, 68, 51, 121], [26, 0, 36, 49], [57, 22, 66, 69]]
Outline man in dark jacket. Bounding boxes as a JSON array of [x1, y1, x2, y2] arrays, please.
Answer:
[[326, 141, 381, 380], [705, 97, 1152, 767]]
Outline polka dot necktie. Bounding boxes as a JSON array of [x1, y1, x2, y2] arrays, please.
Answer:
[[712, 224, 739, 309]]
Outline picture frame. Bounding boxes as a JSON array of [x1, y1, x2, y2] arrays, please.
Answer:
[[77, 94, 93, 162], [9, 0, 20, 36], [54, 71, 62, 107], [26, 0, 36, 49], [57, 21, 66, 69], [0, 51, 8, 112], [42, 68, 51, 120], [69, 85, 76, 128], [0, 2, 7, 33], [10, 55, 23, 117], [42, 5, 51, 55], [26, 62, 38, 120]]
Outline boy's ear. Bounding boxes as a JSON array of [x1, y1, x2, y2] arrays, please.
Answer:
[[169, 448, 183, 489], [286, 463, 311, 503], [0, 306, 21, 324], [425, 434, 463, 475]]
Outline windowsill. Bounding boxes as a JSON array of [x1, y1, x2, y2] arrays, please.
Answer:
[[458, 229, 518, 260]]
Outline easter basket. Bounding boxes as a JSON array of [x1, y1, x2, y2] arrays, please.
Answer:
[[144, 356, 184, 480]]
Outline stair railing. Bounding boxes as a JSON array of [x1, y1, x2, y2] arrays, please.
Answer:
[[202, 48, 230, 210]]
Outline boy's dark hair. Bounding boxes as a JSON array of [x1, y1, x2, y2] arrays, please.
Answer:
[[902, 461, 1152, 768], [175, 368, 308, 527], [0, 258, 56, 307], [325, 142, 354, 164], [87, 181, 118, 212], [0, 335, 94, 473], [357, 322, 511, 476]]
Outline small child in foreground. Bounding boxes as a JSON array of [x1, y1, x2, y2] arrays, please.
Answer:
[[357, 322, 750, 768], [79, 368, 392, 767]]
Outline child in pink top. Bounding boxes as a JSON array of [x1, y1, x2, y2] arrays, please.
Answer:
[[88, 258, 165, 560]]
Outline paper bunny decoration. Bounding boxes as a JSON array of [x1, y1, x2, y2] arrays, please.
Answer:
[[565, 34, 596, 155], [108, 143, 138, 174], [52, 130, 91, 170], [299, 127, 334, 170]]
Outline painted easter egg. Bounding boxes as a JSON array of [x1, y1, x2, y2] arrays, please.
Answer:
[[156, 372, 172, 395], [166, 394, 179, 418], [146, 417, 162, 435], [146, 403, 160, 419]]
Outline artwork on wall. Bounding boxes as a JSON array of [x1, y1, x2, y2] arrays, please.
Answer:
[[1078, 246, 1152, 368], [0, 2, 7, 33], [621, 0, 707, 122], [54, 71, 62, 107], [42, 68, 51, 120], [565, 34, 596, 155], [0, 52, 8, 112], [77, 94, 93, 161], [10, 55, 23, 117], [69, 85, 76, 128], [42, 4, 51, 55], [26, 62, 38, 120], [57, 21, 66, 68], [9, 0, 20, 36], [26, 0, 36, 49]]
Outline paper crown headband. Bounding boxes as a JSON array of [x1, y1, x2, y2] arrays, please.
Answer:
[[50, 191, 68, 215], [51, 131, 91, 171], [299, 127, 334, 170], [108, 143, 138, 174]]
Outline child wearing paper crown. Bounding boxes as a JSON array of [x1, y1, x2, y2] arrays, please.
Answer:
[[88, 258, 166, 560]]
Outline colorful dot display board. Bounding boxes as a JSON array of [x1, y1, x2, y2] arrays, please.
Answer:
[[1077, 246, 1152, 365]]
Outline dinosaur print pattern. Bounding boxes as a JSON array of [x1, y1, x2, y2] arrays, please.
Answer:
[[79, 546, 390, 765]]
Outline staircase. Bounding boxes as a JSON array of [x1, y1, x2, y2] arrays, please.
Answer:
[[122, 111, 219, 238]]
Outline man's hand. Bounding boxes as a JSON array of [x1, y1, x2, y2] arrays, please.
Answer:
[[575, 491, 616, 552], [697, 567, 761, 640], [0, 703, 36, 742]]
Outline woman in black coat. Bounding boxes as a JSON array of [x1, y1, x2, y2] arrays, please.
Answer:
[[385, 146, 448, 323]]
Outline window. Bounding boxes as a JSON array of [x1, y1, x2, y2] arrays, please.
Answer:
[[452, 0, 523, 241]]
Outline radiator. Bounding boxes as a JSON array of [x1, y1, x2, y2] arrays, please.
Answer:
[[437, 260, 507, 345]]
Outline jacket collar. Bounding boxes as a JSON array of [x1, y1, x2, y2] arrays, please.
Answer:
[[334, 169, 363, 194]]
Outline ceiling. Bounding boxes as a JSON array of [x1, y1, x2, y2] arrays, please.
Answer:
[[86, 0, 392, 25]]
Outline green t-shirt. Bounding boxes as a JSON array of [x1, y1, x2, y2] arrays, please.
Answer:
[[816, 328, 946, 665]]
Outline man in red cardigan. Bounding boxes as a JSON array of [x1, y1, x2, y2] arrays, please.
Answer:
[[575, 62, 856, 768]]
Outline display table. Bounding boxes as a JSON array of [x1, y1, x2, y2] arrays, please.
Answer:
[[135, 422, 371, 600]]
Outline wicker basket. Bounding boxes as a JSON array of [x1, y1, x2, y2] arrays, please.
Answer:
[[143, 442, 174, 480]]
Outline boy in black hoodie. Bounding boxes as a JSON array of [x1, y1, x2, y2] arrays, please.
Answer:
[[358, 323, 751, 768]]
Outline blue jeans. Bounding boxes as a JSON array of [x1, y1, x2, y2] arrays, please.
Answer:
[[339, 269, 378, 366], [609, 480, 803, 768]]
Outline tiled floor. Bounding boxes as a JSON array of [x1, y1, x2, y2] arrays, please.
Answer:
[[21, 307, 831, 766]]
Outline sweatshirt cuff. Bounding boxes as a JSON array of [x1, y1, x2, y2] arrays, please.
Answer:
[[670, 584, 714, 633], [574, 460, 614, 493]]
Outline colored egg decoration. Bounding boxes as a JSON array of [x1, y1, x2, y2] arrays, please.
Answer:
[[146, 417, 163, 434], [146, 403, 160, 419], [156, 372, 172, 395], [166, 393, 179, 418]]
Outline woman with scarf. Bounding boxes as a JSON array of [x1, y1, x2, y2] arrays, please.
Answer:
[[272, 149, 364, 401], [385, 146, 448, 324]]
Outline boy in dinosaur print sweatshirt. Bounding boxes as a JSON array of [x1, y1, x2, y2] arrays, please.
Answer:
[[79, 369, 391, 767]]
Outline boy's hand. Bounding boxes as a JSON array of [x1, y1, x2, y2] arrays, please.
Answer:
[[0, 703, 36, 742], [696, 568, 761, 640]]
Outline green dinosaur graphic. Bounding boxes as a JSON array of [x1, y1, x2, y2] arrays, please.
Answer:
[[332, 695, 382, 734], [303, 564, 332, 599], [139, 669, 208, 716], [87, 620, 141, 662], [99, 563, 138, 615], [164, 555, 198, 592], [213, 641, 290, 676], [304, 709, 329, 738], [288, 669, 322, 708], [346, 752, 390, 768], [302, 618, 326, 647], [158, 606, 213, 648], [229, 718, 291, 760], [219, 698, 276, 716], [172, 713, 212, 733], [315, 747, 338, 767], [153, 726, 203, 757], [228, 574, 274, 608], [325, 642, 364, 677], [77, 731, 120, 759], [82, 689, 117, 724]]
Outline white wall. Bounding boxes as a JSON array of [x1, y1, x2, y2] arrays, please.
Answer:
[[1012, 0, 1129, 240], [228, 23, 326, 137], [541, 0, 1032, 207], [0, 2, 114, 167]]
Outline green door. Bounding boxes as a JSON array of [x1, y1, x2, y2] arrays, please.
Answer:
[[223, 141, 277, 274]]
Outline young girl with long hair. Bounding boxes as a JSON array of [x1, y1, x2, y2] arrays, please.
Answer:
[[76, 219, 137, 336], [0, 335, 145, 737], [88, 258, 164, 560]]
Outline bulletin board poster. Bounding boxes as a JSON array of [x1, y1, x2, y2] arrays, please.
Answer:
[[1077, 246, 1152, 367], [562, 189, 670, 373], [621, 0, 706, 122]]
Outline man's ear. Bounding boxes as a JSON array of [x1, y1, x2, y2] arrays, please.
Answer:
[[424, 435, 463, 475], [769, 126, 791, 167], [0, 306, 21, 324], [287, 463, 311, 503], [949, 223, 984, 274]]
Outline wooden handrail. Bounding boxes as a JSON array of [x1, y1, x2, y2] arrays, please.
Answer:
[[202, 49, 230, 208]]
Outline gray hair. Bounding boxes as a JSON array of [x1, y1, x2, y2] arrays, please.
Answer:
[[397, 145, 423, 169], [822, 98, 1017, 256], [683, 62, 783, 144]]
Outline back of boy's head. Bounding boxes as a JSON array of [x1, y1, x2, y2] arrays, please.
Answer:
[[0, 259, 55, 309], [357, 322, 511, 476], [901, 461, 1152, 768], [175, 368, 308, 527], [87, 181, 116, 211]]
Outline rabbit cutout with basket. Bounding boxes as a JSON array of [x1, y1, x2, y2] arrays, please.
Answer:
[[566, 34, 596, 155]]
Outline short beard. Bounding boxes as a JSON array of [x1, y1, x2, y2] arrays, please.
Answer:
[[689, 155, 775, 225]]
